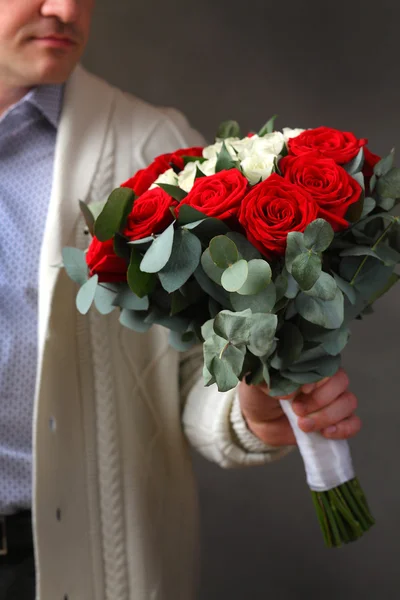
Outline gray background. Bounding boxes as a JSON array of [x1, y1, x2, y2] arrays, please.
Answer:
[[83, 2, 400, 598]]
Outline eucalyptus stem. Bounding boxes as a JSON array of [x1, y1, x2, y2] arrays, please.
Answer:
[[350, 220, 396, 285]]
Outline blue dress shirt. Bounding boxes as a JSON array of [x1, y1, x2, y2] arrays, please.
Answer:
[[0, 85, 63, 514]]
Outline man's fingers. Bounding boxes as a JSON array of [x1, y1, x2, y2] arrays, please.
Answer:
[[238, 381, 282, 423], [297, 391, 357, 433], [292, 369, 350, 417], [247, 415, 297, 447], [321, 415, 362, 440]]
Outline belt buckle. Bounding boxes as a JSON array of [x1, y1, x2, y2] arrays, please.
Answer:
[[0, 516, 7, 556]]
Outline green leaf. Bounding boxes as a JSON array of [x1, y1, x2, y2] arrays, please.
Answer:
[[216, 120, 241, 139], [62, 247, 88, 286], [201, 248, 225, 284], [168, 330, 197, 352], [376, 197, 396, 211], [113, 284, 149, 311], [305, 272, 337, 301], [343, 148, 364, 175], [221, 344, 246, 376], [94, 187, 135, 241], [221, 260, 249, 292], [247, 313, 278, 357], [268, 375, 299, 398], [370, 174, 377, 192], [374, 244, 400, 266], [304, 219, 334, 252], [295, 288, 344, 329], [209, 235, 239, 268], [290, 355, 341, 378], [128, 248, 156, 298], [215, 142, 237, 172], [376, 167, 400, 199], [170, 290, 190, 315], [149, 312, 190, 333], [285, 273, 299, 299], [277, 323, 304, 369], [140, 222, 175, 273], [76, 275, 98, 315], [79, 200, 95, 236], [258, 115, 278, 136], [321, 326, 351, 356], [94, 283, 118, 315], [213, 309, 252, 344], [157, 184, 188, 202], [210, 357, 240, 392], [291, 252, 322, 290], [374, 149, 395, 177], [333, 273, 357, 305], [345, 190, 365, 223], [352, 171, 365, 191], [203, 333, 227, 370], [275, 273, 288, 301], [226, 232, 262, 260], [237, 259, 272, 295], [159, 229, 202, 293], [119, 308, 152, 333], [183, 218, 230, 242], [282, 371, 322, 385], [194, 265, 231, 308], [201, 319, 215, 341], [113, 233, 131, 262], [178, 205, 207, 225], [285, 231, 307, 272], [128, 235, 155, 246], [360, 197, 376, 218], [231, 283, 276, 313]]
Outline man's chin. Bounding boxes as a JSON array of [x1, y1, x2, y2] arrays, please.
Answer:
[[27, 55, 82, 86]]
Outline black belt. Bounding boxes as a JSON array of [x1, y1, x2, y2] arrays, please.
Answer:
[[0, 511, 33, 559]]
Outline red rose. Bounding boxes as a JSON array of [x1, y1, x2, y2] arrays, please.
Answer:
[[170, 146, 204, 170], [123, 187, 177, 241], [238, 173, 318, 258], [86, 237, 127, 283], [120, 146, 204, 196], [177, 169, 248, 222], [363, 147, 381, 177], [288, 127, 367, 164], [280, 152, 362, 231], [121, 153, 172, 196]]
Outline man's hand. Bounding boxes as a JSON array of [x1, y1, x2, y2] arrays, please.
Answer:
[[238, 369, 361, 447]]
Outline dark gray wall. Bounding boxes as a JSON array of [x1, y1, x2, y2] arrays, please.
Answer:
[[83, 2, 400, 598]]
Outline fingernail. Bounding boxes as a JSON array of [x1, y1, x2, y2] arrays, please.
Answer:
[[325, 426, 337, 435], [299, 417, 315, 432], [302, 383, 316, 394]]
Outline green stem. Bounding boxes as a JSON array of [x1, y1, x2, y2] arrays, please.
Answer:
[[350, 220, 396, 285]]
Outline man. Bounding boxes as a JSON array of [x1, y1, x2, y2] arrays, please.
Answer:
[[0, 1, 361, 598]]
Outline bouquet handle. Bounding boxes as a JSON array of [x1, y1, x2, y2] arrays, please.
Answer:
[[280, 399, 375, 547]]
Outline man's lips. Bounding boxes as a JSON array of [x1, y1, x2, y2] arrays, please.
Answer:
[[32, 36, 77, 49]]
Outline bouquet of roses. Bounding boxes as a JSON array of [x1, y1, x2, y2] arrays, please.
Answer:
[[63, 117, 400, 547]]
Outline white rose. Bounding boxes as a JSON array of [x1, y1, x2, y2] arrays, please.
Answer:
[[150, 168, 178, 189], [282, 127, 305, 142], [177, 157, 217, 193], [202, 137, 240, 160], [240, 153, 276, 186], [251, 132, 285, 156]]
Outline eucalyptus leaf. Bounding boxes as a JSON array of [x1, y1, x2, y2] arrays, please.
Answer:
[[283, 371, 322, 385], [203, 333, 227, 371], [304, 219, 334, 252], [168, 330, 197, 352], [210, 357, 239, 392], [94, 187, 134, 242], [194, 265, 231, 307], [237, 259, 272, 295], [291, 252, 322, 290], [376, 167, 400, 199], [351, 171, 365, 191], [247, 313, 278, 357], [289, 355, 341, 378], [201, 319, 215, 341], [285, 232, 307, 272], [321, 326, 351, 356], [376, 197, 396, 211], [170, 290, 190, 315], [231, 283, 276, 313], [305, 272, 337, 301], [113, 232, 131, 262], [368, 272, 400, 305], [360, 197, 376, 218], [209, 235, 239, 268], [79, 200, 95, 236], [277, 323, 304, 369], [285, 273, 300, 299], [275, 273, 288, 301], [332, 273, 357, 305], [140, 222, 175, 273], [213, 309, 252, 345], [295, 288, 344, 329], [201, 248, 225, 284], [221, 260, 249, 292], [159, 229, 202, 293], [119, 308, 152, 333], [226, 232, 262, 260], [343, 148, 364, 175], [268, 376, 299, 398], [62, 247, 88, 286], [113, 283, 149, 310], [76, 275, 98, 315], [94, 283, 118, 315], [178, 205, 207, 225], [374, 149, 395, 177]]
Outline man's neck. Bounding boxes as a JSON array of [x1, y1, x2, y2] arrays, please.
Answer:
[[0, 82, 32, 118]]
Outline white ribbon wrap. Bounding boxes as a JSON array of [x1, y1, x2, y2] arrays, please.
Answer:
[[280, 399, 355, 492]]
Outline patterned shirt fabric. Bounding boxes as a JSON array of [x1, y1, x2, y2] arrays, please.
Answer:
[[0, 85, 63, 514]]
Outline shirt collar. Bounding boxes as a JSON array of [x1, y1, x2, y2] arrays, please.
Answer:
[[25, 84, 64, 129]]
